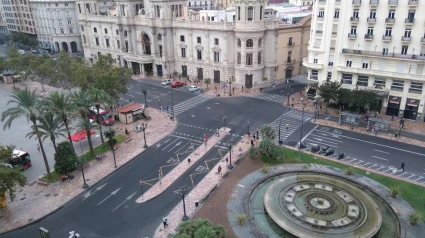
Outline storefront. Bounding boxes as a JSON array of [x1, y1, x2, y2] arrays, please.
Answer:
[[403, 99, 419, 120], [386, 96, 401, 116]]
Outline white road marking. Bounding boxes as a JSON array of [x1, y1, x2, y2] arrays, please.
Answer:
[[237, 184, 245, 188], [129, 95, 135, 97], [373, 149, 390, 154], [399, 172, 407, 177], [353, 160, 364, 165], [346, 159, 357, 163], [301, 125, 319, 144], [311, 134, 342, 143], [406, 175, 415, 179], [161, 138, 180, 151], [414, 176, 423, 181], [170, 134, 203, 143], [368, 164, 378, 168], [361, 162, 370, 167], [372, 156, 388, 161]]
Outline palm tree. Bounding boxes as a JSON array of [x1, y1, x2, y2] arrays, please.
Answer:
[[71, 91, 94, 155], [88, 87, 110, 144], [104, 129, 116, 149], [47, 92, 75, 145], [26, 112, 67, 153], [1, 88, 51, 177]]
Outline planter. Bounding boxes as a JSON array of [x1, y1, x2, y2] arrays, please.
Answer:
[[0, 193, 7, 208]]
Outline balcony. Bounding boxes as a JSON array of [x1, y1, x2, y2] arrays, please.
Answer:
[[286, 59, 296, 65], [342, 48, 425, 61], [370, 0, 379, 6], [337, 66, 425, 81], [319, 0, 326, 2], [336, 0, 341, 3], [350, 17, 359, 23], [287, 42, 295, 47], [365, 34, 374, 40], [348, 33, 357, 39], [405, 18, 415, 25], [303, 58, 323, 70], [422, 37, 425, 43], [401, 36, 411, 42], [388, 0, 398, 6], [385, 18, 395, 24], [382, 35, 392, 41], [408, 0, 419, 5], [367, 17, 376, 23], [353, 0, 362, 6], [316, 30, 323, 35]]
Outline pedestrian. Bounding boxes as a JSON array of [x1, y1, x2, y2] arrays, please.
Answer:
[[400, 162, 405, 172], [204, 134, 208, 146], [217, 166, 222, 175], [96, 154, 101, 161], [286, 123, 289, 130], [299, 90, 302, 96], [242, 85, 244, 91], [391, 114, 394, 121], [251, 139, 254, 147], [162, 216, 168, 228], [256, 130, 259, 139], [216, 129, 220, 137], [160, 105, 162, 111], [37, 144, 40, 152], [129, 98, 132, 102], [166, 105, 169, 112]]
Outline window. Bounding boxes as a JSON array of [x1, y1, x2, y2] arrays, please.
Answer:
[[346, 60, 352, 67], [237, 39, 241, 47], [401, 45, 408, 55], [374, 78, 386, 88], [237, 53, 241, 64], [287, 51, 292, 63], [288, 37, 293, 45], [260, 6, 263, 20], [410, 82, 423, 93], [95, 37, 99, 46], [197, 50, 202, 60], [318, 9, 324, 18], [327, 72, 332, 81], [93, 27, 97, 33], [78, 4, 81, 13], [313, 59, 318, 64], [214, 38, 219, 45], [328, 55, 334, 66], [69, 28, 73, 34], [334, 9, 340, 18], [404, 29, 411, 38], [82, 35, 86, 43], [116, 29, 119, 35], [180, 35, 185, 42], [247, 6, 253, 21], [81, 25, 84, 31], [385, 27, 392, 36], [341, 73, 353, 84], [159, 45, 163, 57], [353, 9, 359, 18], [214, 52, 220, 62], [367, 27, 374, 35], [357, 75, 369, 86], [67, 20, 71, 25], [104, 28, 108, 34], [246, 54, 253, 65], [116, 40, 120, 48], [388, 10, 395, 19], [350, 26, 357, 34], [197, 37, 201, 44], [181, 48, 186, 58], [238, 6, 240, 21], [157, 34, 162, 41], [391, 80, 404, 91], [311, 70, 318, 80], [124, 31, 127, 37], [105, 39, 110, 47], [370, 10, 376, 19], [246, 39, 253, 48], [362, 62, 369, 69], [258, 52, 261, 64], [60, 28, 64, 34], [382, 48, 389, 55], [258, 38, 261, 47], [125, 41, 129, 52]]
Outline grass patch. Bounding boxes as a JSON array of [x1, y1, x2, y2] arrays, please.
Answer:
[[42, 170, 61, 183], [81, 134, 127, 162], [261, 148, 425, 221]]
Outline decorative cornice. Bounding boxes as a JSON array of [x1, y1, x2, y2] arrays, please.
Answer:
[[195, 44, 203, 51]]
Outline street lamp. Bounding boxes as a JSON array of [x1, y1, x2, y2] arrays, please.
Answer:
[[298, 107, 305, 160], [77, 155, 89, 189], [227, 141, 234, 169], [228, 77, 233, 96], [141, 123, 148, 148], [278, 117, 283, 145], [215, 85, 218, 97], [109, 126, 117, 168], [177, 186, 190, 221], [247, 121, 250, 134], [223, 116, 227, 128], [170, 85, 175, 121], [286, 86, 292, 106], [142, 88, 148, 108]]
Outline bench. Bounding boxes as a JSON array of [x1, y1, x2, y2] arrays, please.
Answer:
[[97, 153, 105, 159], [124, 136, 133, 143], [113, 144, 120, 150], [37, 178, 49, 186]]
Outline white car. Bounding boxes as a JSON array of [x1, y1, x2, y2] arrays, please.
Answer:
[[189, 86, 200, 92], [18, 50, 25, 55], [161, 79, 172, 85]]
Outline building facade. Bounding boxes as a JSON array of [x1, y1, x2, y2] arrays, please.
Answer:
[[29, 0, 82, 53], [0, 1, 10, 42], [303, 0, 425, 121], [1, 0, 36, 35], [77, 0, 310, 88]]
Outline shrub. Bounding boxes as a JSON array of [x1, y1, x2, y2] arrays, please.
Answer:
[[236, 214, 247, 225], [389, 186, 401, 198], [261, 166, 269, 174], [248, 147, 260, 160], [260, 125, 276, 140], [408, 212, 423, 226], [345, 167, 354, 175], [54, 141, 77, 175]]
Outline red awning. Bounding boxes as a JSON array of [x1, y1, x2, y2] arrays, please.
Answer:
[[69, 129, 96, 142], [406, 99, 419, 107], [389, 96, 401, 104]]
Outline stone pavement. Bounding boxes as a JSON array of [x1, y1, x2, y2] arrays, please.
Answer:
[[0, 107, 177, 233], [136, 127, 230, 204], [153, 135, 252, 237], [0, 80, 77, 95]]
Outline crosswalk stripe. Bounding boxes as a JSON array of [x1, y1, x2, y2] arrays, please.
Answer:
[[171, 95, 213, 115], [243, 93, 286, 104]]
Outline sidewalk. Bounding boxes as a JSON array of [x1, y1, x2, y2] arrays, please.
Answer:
[[0, 80, 77, 94], [0, 107, 177, 233], [153, 135, 252, 237], [136, 127, 230, 203]]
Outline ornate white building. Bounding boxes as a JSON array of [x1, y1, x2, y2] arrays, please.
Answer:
[[77, 0, 310, 88], [303, 0, 425, 121], [30, 0, 82, 53]]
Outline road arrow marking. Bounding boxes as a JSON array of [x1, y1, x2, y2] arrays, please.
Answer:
[[82, 183, 107, 201], [113, 192, 137, 212], [97, 188, 121, 206], [168, 141, 182, 152]]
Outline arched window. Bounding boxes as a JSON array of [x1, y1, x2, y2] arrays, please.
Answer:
[[189, 2, 191, 7], [157, 33, 162, 41], [93, 27, 97, 33], [237, 38, 241, 47], [246, 39, 253, 48], [260, 6, 263, 20], [258, 38, 262, 47], [124, 30, 127, 37]]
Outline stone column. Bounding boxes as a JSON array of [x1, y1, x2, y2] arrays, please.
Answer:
[[139, 63, 144, 75]]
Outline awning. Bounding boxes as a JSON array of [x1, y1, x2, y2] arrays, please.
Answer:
[[69, 130, 96, 142], [389, 96, 401, 104], [406, 99, 419, 107]]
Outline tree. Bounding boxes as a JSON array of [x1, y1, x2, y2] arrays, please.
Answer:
[[173, 219, 225, 238], [336, 88, 352, 109], [30, 54, 55, 92], [104, 129, 116, 149], [54, 141, 77, 175], [1, 89, 51, 177], [258, 138, 279, 160], [26, 112, 67, 153], [318, 81, 342, 113], [5, 47, 23, 89], [0, 145, 26, 202], [88, 87, 110, 144], [71, 91, 94, 155], [51, 51, 85, 90], [47, 92, 75, 146], [204, 78, 211, 89], [260, 125, 275, 140]]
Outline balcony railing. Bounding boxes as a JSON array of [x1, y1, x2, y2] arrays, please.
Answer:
[[421, 37, 425, 43], [408, 0, 419, 5], [388, 0, 398, 6], [402, 36, 411, 42], [316, 30, 323, 34], [385, 18, 395, 23], [405, 18, 415, 24], [319, 0, 326, 2], [350, 17, 359, 22], [367, 17, 376, 23], [365, 34, 374, 39], [287, 42, 295, 47], [370, 0, 379, 5], [353, 0, 362, 6], [348, 33, 357, 39], [342, 48, 425, 61], [382, 35, 392, 40], [286, 59, 296, 64]]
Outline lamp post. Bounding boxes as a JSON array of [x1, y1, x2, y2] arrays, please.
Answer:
[[298, 107, 305, 160], [141, 123, 148, 148], [247, 120, 250, 134], [223, 116, 227, 128], [278, 117, 282, 145], [178, 186, 190, 221], [109, 126, 117, 168], [215, 85, 218, 97], [77, 136, 89, 189], [286, 86, 292, 106], [228, 77, 233, 96], [142, 88, 148, 108], [170, 85, 175, 121], [227, 141, 234, 169]]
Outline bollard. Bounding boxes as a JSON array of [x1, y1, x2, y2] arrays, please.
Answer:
[[195, 200, 199, 207], [188, 158, 191, 163]]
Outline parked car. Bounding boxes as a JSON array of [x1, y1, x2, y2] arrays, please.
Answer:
[[189, 86, 200, 92], [171, 81, 184, 88], [18, 50, 25, 55], [161, 79, 172, 85]]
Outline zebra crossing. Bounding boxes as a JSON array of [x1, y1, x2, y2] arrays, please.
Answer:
[[243, 93, 286, 104], [269, 110, 313, 143], [171, 94, 213, 115]]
